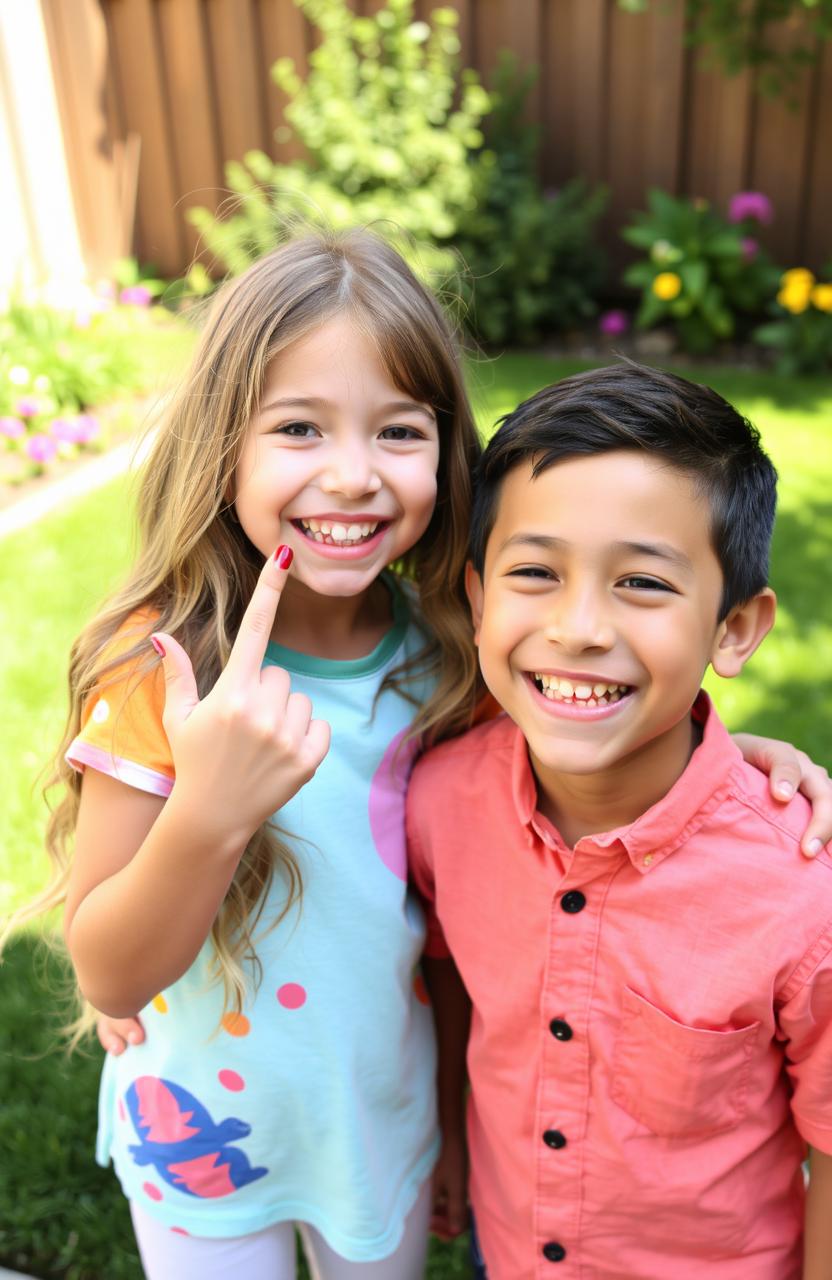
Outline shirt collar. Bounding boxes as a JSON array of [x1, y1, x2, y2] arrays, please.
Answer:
[[510, 692, 744, 873]]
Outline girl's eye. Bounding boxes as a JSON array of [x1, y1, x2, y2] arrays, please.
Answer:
[[275, 421, 319, 438], [619, 575, 675, 592], [379, 425, 422, 441]]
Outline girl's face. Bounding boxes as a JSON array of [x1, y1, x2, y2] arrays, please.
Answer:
[[233, 316, 440, 601]]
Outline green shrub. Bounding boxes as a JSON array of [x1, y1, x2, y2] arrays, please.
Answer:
[[188, 0, 489, 284], [622, 189, 779, 353], [454, 54, 607, 345], [755, 267, 832, 374]]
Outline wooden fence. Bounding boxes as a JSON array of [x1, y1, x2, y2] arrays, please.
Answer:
[[42, 0, 832, 279]]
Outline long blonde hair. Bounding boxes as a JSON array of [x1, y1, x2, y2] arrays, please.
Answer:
[[13, 228, 483, 1022]]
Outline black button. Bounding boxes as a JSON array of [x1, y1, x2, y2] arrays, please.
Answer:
[[549, 1018, 573, 1041], [560, 890, 586, 914], [543, 1241, 567, 1262], [543, 1129, 567, 1149]]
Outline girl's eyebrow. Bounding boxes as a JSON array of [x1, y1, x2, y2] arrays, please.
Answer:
[[259, 395, 436, 421]]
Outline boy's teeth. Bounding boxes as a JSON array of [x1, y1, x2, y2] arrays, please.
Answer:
[[299, 518, 380, 545], [533, 674, 628, 704]]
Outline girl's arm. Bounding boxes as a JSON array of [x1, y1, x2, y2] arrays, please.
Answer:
[[65, 550, 330, 1016], [733, 734, 832, 856]]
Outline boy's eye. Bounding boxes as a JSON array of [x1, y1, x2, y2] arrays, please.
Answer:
[[619, 575, 675, 592], [275, 421, 319, 438], [507, 566, 555, 581], [379, 425, 422, 441]]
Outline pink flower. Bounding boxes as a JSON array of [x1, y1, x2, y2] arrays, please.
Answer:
[[741, 237, 758, 263], [0, 416, 26, 439], [49, 417, 81, 443], [119, 284, 152, 307], [74, 414, 100, 443], [599, 310, 630, 336], [728, 192, 773, 225], [15, 396, 40, 418], [26, 433, 57, 464]]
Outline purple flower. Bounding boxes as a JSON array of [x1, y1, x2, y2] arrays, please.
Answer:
[[0, 416, 26, 439], [49, 417, 81, 443], [728, 191, 773, 225], [15, 396, 40, 418], [26, 433, 58, 464], [119, 284, 152, 307], [741, 237, 758, 263], [599, 309, 630, 336], [73, 414, 100, 443]]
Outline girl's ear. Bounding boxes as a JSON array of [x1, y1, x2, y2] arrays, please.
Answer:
[[465, 561, 484, 645], [710, 588, 776, 679]]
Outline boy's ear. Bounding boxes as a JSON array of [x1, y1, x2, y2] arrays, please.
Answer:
[[465, 561, 484, 645], [710, 588, 776, 679]]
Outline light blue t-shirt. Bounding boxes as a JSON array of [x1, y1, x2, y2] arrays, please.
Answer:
[[93, 583, 440, 1259]]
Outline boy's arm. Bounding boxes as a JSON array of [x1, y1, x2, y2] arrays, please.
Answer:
[[422, 954, 471, 1240], [804, 1147, 832, 1280]]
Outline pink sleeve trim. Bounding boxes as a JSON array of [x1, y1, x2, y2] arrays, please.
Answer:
[[66, 740, 174, 798]]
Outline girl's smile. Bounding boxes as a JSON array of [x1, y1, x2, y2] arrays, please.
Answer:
[[233, 316, 440, 621]]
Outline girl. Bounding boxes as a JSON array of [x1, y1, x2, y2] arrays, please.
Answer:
[[24, 229, 831, 1279]]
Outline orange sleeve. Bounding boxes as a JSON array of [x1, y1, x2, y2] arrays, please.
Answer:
[[66, 616, 174, 797]]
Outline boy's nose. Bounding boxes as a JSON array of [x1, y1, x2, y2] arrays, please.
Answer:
[[543, 590, 615, 653]]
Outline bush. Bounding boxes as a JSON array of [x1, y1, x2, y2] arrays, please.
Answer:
[[622, 189, 779, 353], [454, 55, 607, 345], [188, 0, 489, 284], [755, 267, 832, 374]]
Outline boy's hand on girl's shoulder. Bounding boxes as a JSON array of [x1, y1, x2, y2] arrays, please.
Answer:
[[430, 1130, 468, 1241], [733, 733, 832, 857], [97, 1013, 146, 1055]]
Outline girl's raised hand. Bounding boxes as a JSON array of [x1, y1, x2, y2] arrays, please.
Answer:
[[152, 546, 331, 847], [97, 1013, 145, 1055]]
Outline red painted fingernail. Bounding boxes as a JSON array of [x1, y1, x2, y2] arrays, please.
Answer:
[[150, 635, 165, 658], [274, 544, 293, 569]]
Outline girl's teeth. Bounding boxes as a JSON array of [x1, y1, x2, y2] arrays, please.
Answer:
[[574, 684, 593, 700], [331, 523, 347, 541], [299, 518, 380, 545]]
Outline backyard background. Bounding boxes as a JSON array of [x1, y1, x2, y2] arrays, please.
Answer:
[[1, 2, 831, 1278]]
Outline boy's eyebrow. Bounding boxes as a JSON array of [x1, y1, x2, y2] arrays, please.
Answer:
[[259, 395, 436, 421], [499, 533, 694, 572]]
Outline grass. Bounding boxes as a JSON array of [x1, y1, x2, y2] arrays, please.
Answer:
[[1, 354, 831, 1278]]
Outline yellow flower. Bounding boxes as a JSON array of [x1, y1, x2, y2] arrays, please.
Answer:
[[777, 286, 810, 314], [780, 268, 815, 290], [811, 284, 832, 313], [653, 272, 682, 301]]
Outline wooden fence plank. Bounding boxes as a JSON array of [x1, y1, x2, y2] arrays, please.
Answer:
[[106, 0, 183, 273], [685, 58, 753, 213], [804, 40, 832, 272], [205, 0, 270, 164], [257, 0, 310, 163], [156, 0, 223, 261]]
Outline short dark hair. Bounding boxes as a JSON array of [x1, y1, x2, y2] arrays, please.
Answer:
[[470, 362, 777, 619]]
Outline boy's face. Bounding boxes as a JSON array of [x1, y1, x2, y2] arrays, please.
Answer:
[[467, 450, 767, 785]]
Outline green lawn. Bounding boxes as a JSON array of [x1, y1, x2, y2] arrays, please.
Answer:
[[1, 354, 831, 1278]]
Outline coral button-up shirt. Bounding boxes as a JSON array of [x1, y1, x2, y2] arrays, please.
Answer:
[[407, 696, 832, 1279]]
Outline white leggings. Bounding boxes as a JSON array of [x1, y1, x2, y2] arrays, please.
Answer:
[[130, 1180, 431, 1280]]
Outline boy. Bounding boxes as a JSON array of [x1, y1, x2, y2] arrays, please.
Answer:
[[408, 363, 832, 1278]]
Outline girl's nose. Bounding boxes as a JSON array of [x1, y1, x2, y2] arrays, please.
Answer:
[[320, 443, 382, 498]]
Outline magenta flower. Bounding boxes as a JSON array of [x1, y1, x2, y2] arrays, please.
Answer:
[[728, 192, 773, 225], [74, 414, 100, 443], [599, 310, 630, 336], [0, 416, 26, 439], [741, 237, 758, 263], [26, 433, 58, 464], [119, 284, 153, 307], [15, 396, 40, 418], [50, 417, 81, 443]]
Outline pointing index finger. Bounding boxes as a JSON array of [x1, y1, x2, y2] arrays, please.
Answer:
[[223, 544, 293, 681]]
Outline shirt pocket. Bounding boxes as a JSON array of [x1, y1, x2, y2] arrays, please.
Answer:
[[610, 986, 761, 1138]]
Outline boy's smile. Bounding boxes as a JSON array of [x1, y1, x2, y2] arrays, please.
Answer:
[[467, 451, 770, 834]]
